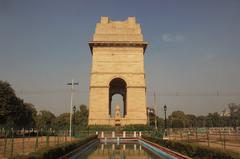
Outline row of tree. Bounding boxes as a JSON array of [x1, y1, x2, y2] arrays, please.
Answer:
[[1, 80, 240, 130], [35, 105, 88, 131], [167, 103, 240, 128], [0, 81, 88, 130], [148, 104, 240, 129]]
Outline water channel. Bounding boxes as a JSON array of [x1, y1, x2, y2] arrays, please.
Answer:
[[73, 143, 164, 159]]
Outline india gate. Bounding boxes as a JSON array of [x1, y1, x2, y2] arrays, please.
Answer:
[[88, 17, 148, 126]]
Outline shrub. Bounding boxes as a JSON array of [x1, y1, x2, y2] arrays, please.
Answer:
[[122, 124, 151, 131], [88, 125, 115, 131], [88, 124, 157, 131], [142, 135, 240, 159]]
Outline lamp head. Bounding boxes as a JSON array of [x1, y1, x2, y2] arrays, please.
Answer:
[[73, 105, 76, 112], [164, 105, 167, 111]]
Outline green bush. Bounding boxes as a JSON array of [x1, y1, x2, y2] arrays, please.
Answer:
[[11, 135, 98, 159], [88, 125, 115, 131], [122, 124, 152, 131], [142, 135, 240, 159], [88, 124, 155, 131]]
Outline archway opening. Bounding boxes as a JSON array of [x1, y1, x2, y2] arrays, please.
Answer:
[[110, 94, 124, 117], [109, 78, 127, 118]]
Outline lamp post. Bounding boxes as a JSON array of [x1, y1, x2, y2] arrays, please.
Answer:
[[164, 104, 167, 134], [67, 79, 79, 137], [147, 108, 150, 126], [154, 92, 157, 130], [72, 105, 76, 137]]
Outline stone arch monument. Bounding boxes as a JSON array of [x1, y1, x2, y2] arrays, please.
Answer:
[[88, 16, 147, 125]]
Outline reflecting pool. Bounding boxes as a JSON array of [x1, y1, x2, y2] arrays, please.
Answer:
[[79, 143, 163, 159]]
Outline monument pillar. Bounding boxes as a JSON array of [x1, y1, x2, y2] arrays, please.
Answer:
[[88, 16, 148, 125]]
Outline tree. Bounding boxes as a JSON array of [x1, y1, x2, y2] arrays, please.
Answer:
[[195, 115, 207, 127], [206, 112, 221, 127], [54, 113, 70, 130], [148, 111, 155, 127], [54, 104, 89, 131], [157, 117, 164, 129], [169, 111, 188, 128], [21, 103, 37, 128], [36, 110, 56, 130], [228, 103, 240, 128], [74, 105, 88, 130], [0, 81, 37, 129], [0, 81, 16, 126], [186, 114, 197, 128]]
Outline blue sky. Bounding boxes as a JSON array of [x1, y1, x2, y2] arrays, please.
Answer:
[[1, 0, 240, 116]]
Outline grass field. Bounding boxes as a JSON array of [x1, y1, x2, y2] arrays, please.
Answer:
[[0, 136, 78, 159]]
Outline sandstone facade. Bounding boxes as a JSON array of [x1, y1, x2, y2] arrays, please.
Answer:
[[88, 17, 148, 126]]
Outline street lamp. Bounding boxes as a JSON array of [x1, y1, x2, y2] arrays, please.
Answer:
[[163, 104, 167, 134], [154, 92, 157, 130], [72, 105, 76, 136], [147, 108, 150, 126], [67, 79, 79, 137]]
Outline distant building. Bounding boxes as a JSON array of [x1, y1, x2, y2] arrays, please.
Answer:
[[219, 110, 230, 117], [147, 107, 155, 115]]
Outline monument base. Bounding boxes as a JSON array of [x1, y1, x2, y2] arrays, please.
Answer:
[[88, 118, 147, 126]]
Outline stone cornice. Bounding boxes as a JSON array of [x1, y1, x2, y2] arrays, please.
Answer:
[[90, 85, 146, 89], [91, 72, 145, 75], [89, 41, 148, 54]]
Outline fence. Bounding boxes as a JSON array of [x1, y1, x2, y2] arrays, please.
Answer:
[[95, 131, 146, 138], [167, 127, 240, 153], [0, 128, 88, 158]]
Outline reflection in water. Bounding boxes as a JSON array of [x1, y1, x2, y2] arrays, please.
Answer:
[[80, 143, 162, 159]]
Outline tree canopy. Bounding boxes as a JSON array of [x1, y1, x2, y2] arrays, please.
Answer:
[[0, 81, 37, 129], [167, 104, 240, 129]]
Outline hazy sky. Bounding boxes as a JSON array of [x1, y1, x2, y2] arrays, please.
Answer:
[[1, 0, 240, 117]]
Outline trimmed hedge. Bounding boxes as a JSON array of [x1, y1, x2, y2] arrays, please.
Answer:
[[11, 135, 98, 159], [142, 135, 240, 159], [88, 125, 115, 131], [122, 124, 153, 131], [88, 124, 160, 131]]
